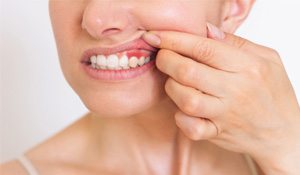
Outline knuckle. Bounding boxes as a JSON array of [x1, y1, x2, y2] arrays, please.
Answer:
[[181, 95, 200, 116], [165, 35, 181, 51], [230, 63, 270, 103], [188, 122, 204, 140], [170, 40, 180, 51], [231, 36, 249, 49], [245, 59, 270, 82], [175, 63, 195, 83], [192, 40, 215, 62]]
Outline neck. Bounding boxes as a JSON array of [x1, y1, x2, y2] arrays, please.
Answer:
[[84, 97, 219, 174], [88, 97, 180, 149]]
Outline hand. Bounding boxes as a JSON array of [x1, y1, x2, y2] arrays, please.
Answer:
[[143, 23, 300, 174]]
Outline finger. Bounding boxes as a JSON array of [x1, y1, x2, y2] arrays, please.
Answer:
[[165, 78, 223, 118], [143, 31, 252, 72], [206, 22, 279, 60], [175, 110, 219, 140], [157, 49, 230, 96]]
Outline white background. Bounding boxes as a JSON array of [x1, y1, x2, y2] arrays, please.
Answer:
[[1, 0, 300, 162]]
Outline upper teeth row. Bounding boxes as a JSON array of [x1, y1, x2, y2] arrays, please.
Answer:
[[90, 54, 151, 70]]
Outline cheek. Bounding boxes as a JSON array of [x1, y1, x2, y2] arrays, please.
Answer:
[[49, 1, 83, 54], [134, 2, 209, 36], [49, 1, 85, 82]]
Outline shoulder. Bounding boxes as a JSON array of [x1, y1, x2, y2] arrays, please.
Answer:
[[0, 159, 28, 175], [0, 115, 91, 175]]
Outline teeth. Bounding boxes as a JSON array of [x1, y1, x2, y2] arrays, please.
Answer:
[[119, 55, 129, 69], [90, 54, 152, 70], [91, 55, 97, 64], [100, 66, 107, 70], [97, 55, 107, 69], [129, 56, 138, 68], [145, 56, 150, 63], [106, 54, 119, 70], [138, 56, 145, 66]]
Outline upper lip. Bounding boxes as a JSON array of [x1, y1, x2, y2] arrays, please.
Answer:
[[81, 38, 158, 63]]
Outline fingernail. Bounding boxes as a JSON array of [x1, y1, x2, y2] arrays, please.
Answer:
[[206, 22, 225, 40], [142, 32, 161, 47]]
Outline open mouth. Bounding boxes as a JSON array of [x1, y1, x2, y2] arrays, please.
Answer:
[[83, 49, 157, 71], [80, 39, 159, 81]]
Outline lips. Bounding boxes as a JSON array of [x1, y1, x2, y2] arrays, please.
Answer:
[[80, 38, 159, 81]]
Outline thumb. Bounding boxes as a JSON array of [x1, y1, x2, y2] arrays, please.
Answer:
[[206, 22, 274, 58], [206, 22, 247, 49]]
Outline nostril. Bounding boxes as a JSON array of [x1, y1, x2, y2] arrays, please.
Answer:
[[101, 28, 122, 36]]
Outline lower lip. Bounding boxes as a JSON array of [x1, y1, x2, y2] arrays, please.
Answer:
[[81, 60, 156, 81]]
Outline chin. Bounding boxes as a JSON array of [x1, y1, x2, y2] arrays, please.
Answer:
[[73, 68, 168, 118], [80, 88, 167, 118]]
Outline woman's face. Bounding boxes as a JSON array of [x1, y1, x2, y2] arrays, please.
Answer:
[[49, 0, 227, 118]]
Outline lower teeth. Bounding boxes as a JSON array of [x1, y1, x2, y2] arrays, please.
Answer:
[[90, 58, 153, 70]]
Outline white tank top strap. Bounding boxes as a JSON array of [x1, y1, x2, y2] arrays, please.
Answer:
[[244, 154, 259, 175], [15, 153, 257, 175], [17, 155, 39, 175]]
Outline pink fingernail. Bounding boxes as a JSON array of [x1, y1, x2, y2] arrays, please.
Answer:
[[142, 32, 161, 47], [206, 22, 225, 40]]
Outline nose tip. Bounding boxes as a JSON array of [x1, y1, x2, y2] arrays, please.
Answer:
[[82, 16, 125, 39], [81, 3, 129, 40]]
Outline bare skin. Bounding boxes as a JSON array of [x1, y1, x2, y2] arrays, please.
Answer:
[[1, 0, 299, 174], [1, 111, 260, 175]]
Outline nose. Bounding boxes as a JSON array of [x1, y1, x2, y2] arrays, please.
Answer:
[[82, 1, 132, 40]]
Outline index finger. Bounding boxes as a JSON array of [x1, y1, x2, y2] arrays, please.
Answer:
[[143, 31, 252, 72]]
